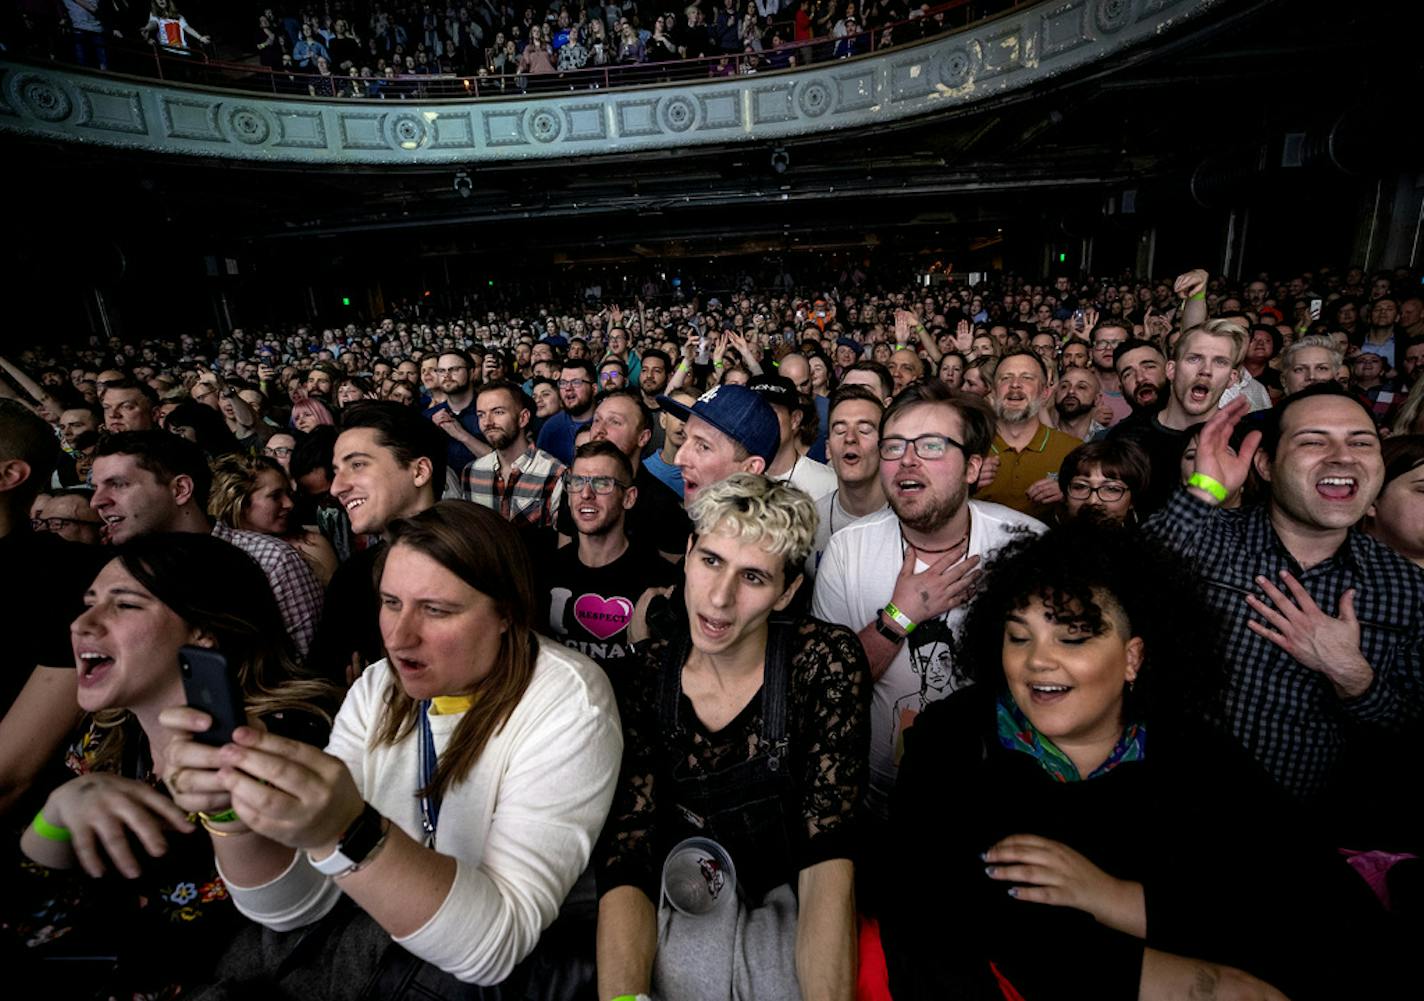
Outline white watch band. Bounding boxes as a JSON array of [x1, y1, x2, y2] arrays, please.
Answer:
[[307, 846, 357, 877]]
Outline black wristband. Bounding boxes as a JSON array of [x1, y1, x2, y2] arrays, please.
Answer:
[[873, 612, 905, 645]]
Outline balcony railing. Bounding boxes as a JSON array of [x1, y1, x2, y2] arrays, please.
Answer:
[[0, 0, 1236, 165]]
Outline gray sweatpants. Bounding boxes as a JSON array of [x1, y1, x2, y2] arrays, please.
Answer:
[[652, 883, 800, 1001]]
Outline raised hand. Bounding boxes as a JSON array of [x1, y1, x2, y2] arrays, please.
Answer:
[[1173, 268, 1209, 301], [1188, 396, 1260, 502]]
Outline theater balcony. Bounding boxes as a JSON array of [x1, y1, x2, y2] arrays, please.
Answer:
[[1, 0, 1242, 165]]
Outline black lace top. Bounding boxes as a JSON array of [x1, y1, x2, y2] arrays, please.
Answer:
[[596, 615, 871, 901]]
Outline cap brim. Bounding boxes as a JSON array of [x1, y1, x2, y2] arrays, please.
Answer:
[[657, 393, 768, 459], [655, 394, 695, 423]]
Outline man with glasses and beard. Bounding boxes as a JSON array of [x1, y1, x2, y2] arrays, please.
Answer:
[[974, 349, 1079, 521], [1108, 321, 1246, 516], [1089, 321, 1134, 425], [544, 441, 678, 677], [537, 359, 598, 465], [425, 349, 490, 484], [813, 381, 1044, 822]]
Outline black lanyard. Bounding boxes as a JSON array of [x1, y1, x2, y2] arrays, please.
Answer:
[[418, 702, 442, 847]]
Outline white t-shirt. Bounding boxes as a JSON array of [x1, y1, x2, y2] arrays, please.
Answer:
[[811, 502, 1045, 816], [773, 454, 838, 502], [805, 489, 887, 583]]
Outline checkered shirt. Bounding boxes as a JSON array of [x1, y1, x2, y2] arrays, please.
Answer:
[[460, 443, 566, 530], [1144, 488, 1424, 800], [211, 524, 324, 657]]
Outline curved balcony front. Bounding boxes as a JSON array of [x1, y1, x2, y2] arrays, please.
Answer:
[[1, 0, 1229, 166]]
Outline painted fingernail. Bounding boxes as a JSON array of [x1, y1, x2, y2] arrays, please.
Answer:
[[983, 866, 995, 876], [1007, 887, 1019, 898], [978, 851, 988, 861]]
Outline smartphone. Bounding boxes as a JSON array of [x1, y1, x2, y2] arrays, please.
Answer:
[[1309, 298, 1322, 320], [179, 646, 248, 747]]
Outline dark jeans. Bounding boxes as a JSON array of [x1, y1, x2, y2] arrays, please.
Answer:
[[73, 29, 108, 70]]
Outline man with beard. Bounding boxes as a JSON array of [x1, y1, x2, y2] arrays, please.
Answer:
[[544, 441, 678, 677], [973, 349, 1079, 521], [1109, 321, 1245, 516], [537, 359, 598, 465], [425, 349, 490, 486], [812, 381, 1044, 819], [643, 387, 692, 497], [1114, 342, 1170, 416], [637, 348, 672, 455], [1049, 366, 1106, 440], [461, 380, 565, 532], [1089, 321, 1134, 425]]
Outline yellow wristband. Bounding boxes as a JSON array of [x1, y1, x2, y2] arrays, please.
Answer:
[[1187, 472, 1228, 502], [31, 810, 71, 842]]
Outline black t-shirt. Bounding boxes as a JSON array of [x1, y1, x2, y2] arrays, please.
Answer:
[[0, 530, 107, 714], [305, 543, 385, 684], [1105, 408, 1199, 517], [545, 541, 679, 678], [557, 465, 691, 557]]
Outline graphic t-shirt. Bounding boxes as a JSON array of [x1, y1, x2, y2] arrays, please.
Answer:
[[545, 542, 679, 676]]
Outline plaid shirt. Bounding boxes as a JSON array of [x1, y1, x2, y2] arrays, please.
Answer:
[[211, 524, 324, 657], [460, 443, 566, 529], [1145, 489, 1424, 800]]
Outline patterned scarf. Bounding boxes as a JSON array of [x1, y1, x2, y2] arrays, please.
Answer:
[[995, 692, 1145, 783]]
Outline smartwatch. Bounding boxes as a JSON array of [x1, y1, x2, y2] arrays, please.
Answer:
[[308, 803, 389, 878]]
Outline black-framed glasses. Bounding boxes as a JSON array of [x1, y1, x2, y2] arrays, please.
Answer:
[[1066, 479, 1128, 502], [563, 473, 631, 495], [264, 446, 294, 457], [33, 516, 102, 532], [558, 378, 591, 388], [878, 433, 964, 461]]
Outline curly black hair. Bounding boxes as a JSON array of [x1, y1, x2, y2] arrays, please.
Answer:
[[956, 520, 1219, 724]]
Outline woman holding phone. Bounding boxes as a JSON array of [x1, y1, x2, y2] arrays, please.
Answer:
[[9, 534, 335, 998], [161, 501, 623, 991]]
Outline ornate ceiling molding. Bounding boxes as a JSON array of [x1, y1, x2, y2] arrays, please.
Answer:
[[1, 0, 1225, 165]]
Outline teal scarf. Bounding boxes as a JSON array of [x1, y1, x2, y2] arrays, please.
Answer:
[[995, 692, 1145, 783]]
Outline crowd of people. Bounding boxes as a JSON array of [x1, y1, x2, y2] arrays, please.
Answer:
[[24, 0, 985, 94], [1, 261, 1421, 999]]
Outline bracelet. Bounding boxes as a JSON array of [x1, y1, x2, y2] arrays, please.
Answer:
[[884, 602, 916, 634], [200, 808, 240, 824], [1187, 472, 1229, 503], [31, 809, 71, 842], [676, 361, 689, 373], [199, 814, 250, 837], [609, 996, 651, 1001], [713, 360, 724, 370], [1189, 291, 1206, 302]]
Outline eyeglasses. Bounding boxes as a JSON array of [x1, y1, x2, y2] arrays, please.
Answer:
[[33, 516, 102, 532], [562, 473, 630, 494], [1066, 479, 1128, 502], [878, 433, 965, 461], [599, 372, 622, 382], [264, 446, 294, 457], [558, 378, 591, 388], [435, 366, 467, 375], [1093, 339, 1124, 351]]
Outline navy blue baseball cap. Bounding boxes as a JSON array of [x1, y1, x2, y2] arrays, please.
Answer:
[[657, 384, 779, 464]]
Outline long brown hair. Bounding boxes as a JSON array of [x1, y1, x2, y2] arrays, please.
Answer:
[[90, 534, 338, 774], [374, 501, 539, 805]]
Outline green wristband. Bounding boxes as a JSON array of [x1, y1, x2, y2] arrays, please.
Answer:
[[1187, 472, 1229, 503], [1189, 291, 1206, 302], [32, 809, 71, 842], [884, 602, 916, 634], [200, 808, 240, 824]]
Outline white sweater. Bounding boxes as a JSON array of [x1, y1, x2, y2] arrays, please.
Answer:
[[222, 642, 623, 985]]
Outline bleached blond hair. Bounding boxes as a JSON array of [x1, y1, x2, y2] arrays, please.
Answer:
[[687, 472, 817, 578]]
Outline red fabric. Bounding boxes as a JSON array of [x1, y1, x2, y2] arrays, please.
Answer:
[[855, 915, 892, 1001], [990, 961, 1029, 1001]]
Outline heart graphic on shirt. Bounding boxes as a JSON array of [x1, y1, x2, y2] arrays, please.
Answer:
[[574, 594, 634, 641]]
